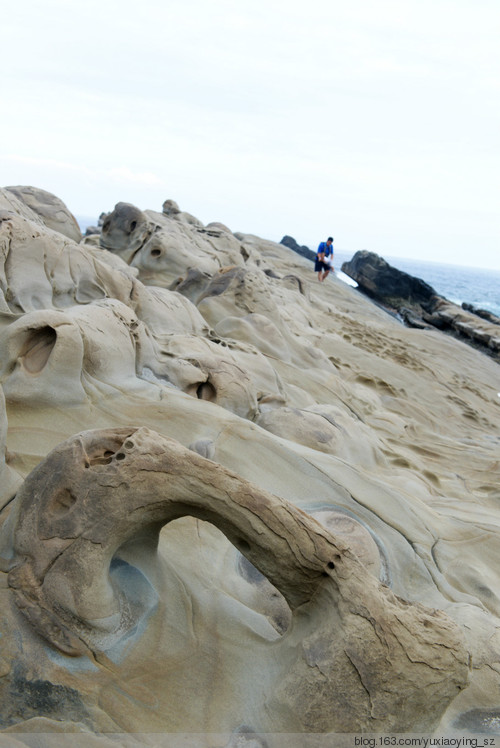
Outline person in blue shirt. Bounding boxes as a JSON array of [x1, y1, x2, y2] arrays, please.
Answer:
[[315, 237, 334, 282]]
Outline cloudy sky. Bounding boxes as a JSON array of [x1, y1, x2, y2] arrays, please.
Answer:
[[2, 0, 499, 268]]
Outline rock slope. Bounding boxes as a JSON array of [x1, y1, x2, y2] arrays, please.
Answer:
[[0, 189, 499, 739]]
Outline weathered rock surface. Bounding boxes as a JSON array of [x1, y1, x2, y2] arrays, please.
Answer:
[[5, 427, 468, 733], [4, 185, 82, 242], [342, 250, 500, 360], [99, 200, 249, 288], [462, 302, 500, 325], [0, 189, 499, 739]]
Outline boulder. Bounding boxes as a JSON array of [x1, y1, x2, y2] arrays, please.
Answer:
[[280, 234, 315, 261], [100, 201, 246, 287], [342, 250, 436, 308], [162, 197, 203, 227], [342, 250, 500, 361], [4, 185, 81, 242], [5, 427, 468, 732]]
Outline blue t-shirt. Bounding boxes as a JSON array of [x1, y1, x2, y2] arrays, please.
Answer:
[[317, 241, 333, 258]]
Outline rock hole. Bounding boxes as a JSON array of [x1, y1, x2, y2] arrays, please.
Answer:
[[196, 381, 217, 401], [129, 220, 137, 232], [327, 561, 335, 569], [124, 441, 134, 449], [115, 453, 126, 461], [151, 248, 162, 257], [237, 538, 251, 554], [89, 449, 114, 466], [20, 326, 57, 374], [48, 488, 78, 517]]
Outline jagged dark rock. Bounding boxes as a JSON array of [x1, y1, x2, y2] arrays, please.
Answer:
[[462, 303, 500, 326], [342, 250, 500, 362], [280, 235, 315, 262], [399, 307, 433, 329], [341, 250, 436, 308]]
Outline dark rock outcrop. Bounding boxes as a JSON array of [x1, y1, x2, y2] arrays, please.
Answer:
[[280, 235, 315, 262], [342, 251, 500, 361], [341, 250, 436, 308]]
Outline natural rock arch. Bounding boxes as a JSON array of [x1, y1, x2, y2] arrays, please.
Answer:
[[7, 427, 469, 733]]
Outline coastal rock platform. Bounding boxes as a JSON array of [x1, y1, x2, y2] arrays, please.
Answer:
[[0, 189, 499, 739]]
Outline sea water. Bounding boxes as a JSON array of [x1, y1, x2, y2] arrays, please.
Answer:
[[334, 251, 500, 318]]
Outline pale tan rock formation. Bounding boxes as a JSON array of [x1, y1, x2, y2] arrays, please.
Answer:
[[4, 186, 81, 242], [0, 188, 44, 225], [162, 197, 204, 227], [5, 427, 468, 733], [0, 189, 500, 737], [100, 201, 248, 288]]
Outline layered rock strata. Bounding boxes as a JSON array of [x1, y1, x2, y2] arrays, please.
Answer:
[[342, 250, 500, 360]]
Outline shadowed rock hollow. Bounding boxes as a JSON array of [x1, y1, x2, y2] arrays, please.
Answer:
[[0, 189, 499, 740]]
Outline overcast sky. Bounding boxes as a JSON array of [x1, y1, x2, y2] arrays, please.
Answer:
[[1, 0, 499, 268]]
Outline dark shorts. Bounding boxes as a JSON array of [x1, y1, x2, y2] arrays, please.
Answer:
[[315, 259, 330, 272]]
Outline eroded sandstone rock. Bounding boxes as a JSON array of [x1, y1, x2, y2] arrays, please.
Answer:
[[5, 427, 469, 733], [4, 185, 81, 242], [100, 201, 247, 288], [1, 188, 500, 736]]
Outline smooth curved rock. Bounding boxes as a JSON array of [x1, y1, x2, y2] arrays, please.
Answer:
[[1, 188, 500, 736], [0, 211, 209, 339], [100, 201, 246, 288], [5, 186, 81, 242], [0, 386, 23, 512], [0, 302, 283, 420], [162, 198, 203, 226], [99, 202, 153, 261], [6, 427, 468, 732]]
